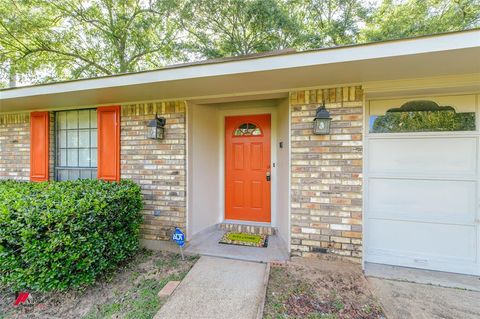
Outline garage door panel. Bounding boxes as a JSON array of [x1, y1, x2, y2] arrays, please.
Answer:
[[366, 95, 479, 275], [368, 137, 477, 177], [366, 219, 477, 262], [368, 178, 476, 224]]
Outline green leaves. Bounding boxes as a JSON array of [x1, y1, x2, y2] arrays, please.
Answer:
[[1, 0, 480, 87], [292, 0, 372, 48], [0, 0, 184, 84], [181, 0, 302, 58], [361, 0, 480, 42], [0, 179, 143, 292]]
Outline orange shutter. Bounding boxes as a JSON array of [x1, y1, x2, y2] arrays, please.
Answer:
[[97, 105, 121, 181], [30, 111, 50, 182]]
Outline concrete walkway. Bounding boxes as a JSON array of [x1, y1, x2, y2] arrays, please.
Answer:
[[154, 256, 267, 319]]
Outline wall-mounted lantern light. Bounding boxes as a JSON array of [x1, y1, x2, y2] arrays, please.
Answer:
[[313, 103, 331, 135], [147, 115, 166, 139]]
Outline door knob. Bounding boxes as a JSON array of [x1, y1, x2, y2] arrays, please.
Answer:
[[266, 172, 271, 182]]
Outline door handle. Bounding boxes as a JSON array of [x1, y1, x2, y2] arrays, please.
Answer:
[[266, 172, 271, 182]]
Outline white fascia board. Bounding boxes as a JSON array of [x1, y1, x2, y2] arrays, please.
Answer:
[[1, 30, 479, 100]]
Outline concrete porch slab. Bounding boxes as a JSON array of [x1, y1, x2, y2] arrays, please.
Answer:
[[185, 228, 289, 263], [365, 262, 480, 291]]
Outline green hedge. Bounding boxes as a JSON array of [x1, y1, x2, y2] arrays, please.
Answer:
[[0, 179, 143, 291]]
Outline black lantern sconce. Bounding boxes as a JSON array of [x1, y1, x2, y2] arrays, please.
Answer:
[[313, 102, 331, 135], [147, 115, 166, 139]]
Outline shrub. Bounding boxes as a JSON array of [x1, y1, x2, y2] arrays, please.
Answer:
[[0, 179, 143, 291]]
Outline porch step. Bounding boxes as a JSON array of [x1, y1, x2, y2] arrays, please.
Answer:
[[217, 223, 277, 235]]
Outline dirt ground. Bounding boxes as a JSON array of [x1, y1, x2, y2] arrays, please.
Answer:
[[263, 256, 385, 319], [0, 250, 198, 319]]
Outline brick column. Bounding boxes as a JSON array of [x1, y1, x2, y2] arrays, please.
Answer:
[[290, 87, 363, 262], [121, 101, 187, 241]]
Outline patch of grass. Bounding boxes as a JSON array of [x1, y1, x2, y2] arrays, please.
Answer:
[[330, 291, 344, 311], [0, 251, 199, 319], [86, 302, 122, 318], [264, 264, 384, 319], [83, 253, 200, 319], [332, 298, 344, 311], [264, 267, 324, 319], [83, 271, 189, 319], [155, 256, 179, 269], [154, 253, 198, 269]]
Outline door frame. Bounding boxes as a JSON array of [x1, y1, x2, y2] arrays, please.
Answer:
[[218, 106, 277, 226]]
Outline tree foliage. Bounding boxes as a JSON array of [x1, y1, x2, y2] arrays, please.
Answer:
[[361, 0, 480, 42], [294, 0, 371, 48], [0, 0, 479, 87], [1, 0, 183, 83], [181, 0, 301, 58]]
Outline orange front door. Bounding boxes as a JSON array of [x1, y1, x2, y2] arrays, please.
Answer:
[[225, 114, 271, 222]]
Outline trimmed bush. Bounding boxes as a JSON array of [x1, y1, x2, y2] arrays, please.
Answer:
[[0, 179, 143, 291]]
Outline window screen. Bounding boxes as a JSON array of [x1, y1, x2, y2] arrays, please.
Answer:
[[55, 109, 97, 180]]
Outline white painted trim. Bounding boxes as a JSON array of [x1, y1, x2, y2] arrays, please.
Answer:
[[476, 93, 480, 273], [367, 132, 480, 139], [367, 175, 477, 182], [185, 102, 190, 239], [218, 106, 278, 227], [361, 91, 367, 271], [287, 98, 292, 253], [2, 30, 479, 101]]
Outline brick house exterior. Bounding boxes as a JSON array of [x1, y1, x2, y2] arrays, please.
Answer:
[[0, 88, 364, 260], [1, 30, 479, 275]]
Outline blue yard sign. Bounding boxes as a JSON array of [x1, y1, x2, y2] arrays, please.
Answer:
[[172, 227, 185, 247]]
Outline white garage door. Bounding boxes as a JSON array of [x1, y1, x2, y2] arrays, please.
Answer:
[[365, 95, 480, 275]]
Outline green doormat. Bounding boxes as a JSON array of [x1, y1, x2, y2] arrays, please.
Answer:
[[219, 232, 268, 248]]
